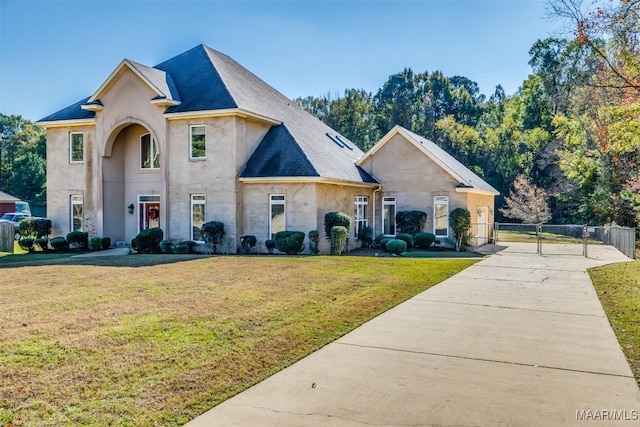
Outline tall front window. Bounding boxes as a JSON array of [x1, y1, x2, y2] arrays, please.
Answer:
[[382, 197, 396, 236], [269, 194, 285, 238], [70, 132, 84, 163], [190, 125, 206, 159], [138, 195, 160, 232], [71, 195, 83, 231], [140, 133, 160, 169], [191, 194, 206, 241], [434, 196, 449, 237], [354, 196, 368, 238]]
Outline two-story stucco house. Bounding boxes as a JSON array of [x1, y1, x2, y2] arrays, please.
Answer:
[[38, 44, 498, 253]]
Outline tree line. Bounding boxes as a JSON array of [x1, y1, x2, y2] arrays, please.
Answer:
[[297, 0, 640, 228], [1, 1, 638, 229]]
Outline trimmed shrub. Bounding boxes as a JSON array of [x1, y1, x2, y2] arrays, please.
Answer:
[[414, 232, 436, 249], [160, 240, 174, 254], [33, 218, 52, 238], [174, 240, 197, 254], [34, 237, 49, 251], [201, 221, 225, 252], [66, 231, 89, 250], [394, 232, 413, 248], [379, 237, 392, 251], [385, 239, 407, 255], [374, 234, 386, 247], [18, 238, 34, 252], [274, 231, 305, 255], [132, 227, 163, 254], [324, 211, 351, 239], [240, 235, 257, 255], [358, 225, 374, 249], [101, 237, 111, 250], [19, 218, 35, 239], [89, 237, 102, 251], [265, 239, 276, 254], [330, 225, 348, 255], [308, 230, 320, 255], [50, 236, 68, 252], [395, 211, 427, 236]]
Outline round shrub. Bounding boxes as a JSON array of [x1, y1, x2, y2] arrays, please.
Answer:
[[89, 237, 102, 251], [385, 239, 407, 255], [19, 218, 35, 239], [414, 232, 436, 249], [240, 235, 257, 255], [374, 234, 386, 246], [101, 237, 111, 250], [174, 241, 196, 254], [265, 239, 276, 254], [18, 238, 34, 252], [358, 225, 374, 249], [33, 218, 52, 238], [34, 237, 49, 251], [324, 211, 351, 239], [66, 231, 89, 250], [274, 231, 305, 255], [379, 237, 392, 250], [160, 240, 174, 254], [394, 233, 413, 248], [330, 225, 348, 255], [132, 227, 163, 253], [50, 236, 68, 252]]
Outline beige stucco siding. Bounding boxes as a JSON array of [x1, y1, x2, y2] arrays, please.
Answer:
[[360, 133, 467, 237], [241, 183, 318, 253], [45, 125, 96, 237], [315, 183, 375, 253]]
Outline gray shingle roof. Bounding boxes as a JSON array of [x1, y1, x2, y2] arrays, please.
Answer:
[[40, 44, 376, 185]]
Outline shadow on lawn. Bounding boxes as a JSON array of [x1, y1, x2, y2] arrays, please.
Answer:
[[0, 253, 209, 269]]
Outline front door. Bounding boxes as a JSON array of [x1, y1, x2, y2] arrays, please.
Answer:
[[138, 195, 160, 232]]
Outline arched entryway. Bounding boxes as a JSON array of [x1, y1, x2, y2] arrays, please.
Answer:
[[102, 121, 163, 244]]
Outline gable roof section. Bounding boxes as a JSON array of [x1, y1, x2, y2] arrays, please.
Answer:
[[37, 44, 376, 185], [359, 125, 499, 195], [0, 190, 19, 202]]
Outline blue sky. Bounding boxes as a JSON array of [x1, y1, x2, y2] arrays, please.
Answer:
[[1, 0, 562, 122]]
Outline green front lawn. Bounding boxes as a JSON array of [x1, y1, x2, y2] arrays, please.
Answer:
[[590, 261, 640, 383], [0, 256, 478, 426]]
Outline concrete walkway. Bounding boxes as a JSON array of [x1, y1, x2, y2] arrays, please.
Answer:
[[186, 243, 640, 426]]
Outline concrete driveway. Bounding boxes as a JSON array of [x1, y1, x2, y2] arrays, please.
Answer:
[[185, 243, 640, 426]]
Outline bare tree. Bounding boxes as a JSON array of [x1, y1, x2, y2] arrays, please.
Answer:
[[500, 175, 553, 224]]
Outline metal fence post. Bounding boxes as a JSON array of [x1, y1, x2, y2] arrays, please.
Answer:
[[537, 223, 542, 255], [582, 224, 588, 258]]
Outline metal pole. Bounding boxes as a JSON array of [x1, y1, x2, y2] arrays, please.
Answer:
[[583, 224, 588, 258], [493, 222, 498, 253], [537, 223, 542, 255]]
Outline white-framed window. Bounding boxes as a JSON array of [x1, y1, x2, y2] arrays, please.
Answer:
[[70, 195, 83, 231], [140, 133, 160, 169], [191, 194, 206, 241], [269, 194, 286, 238], [382, 197, 396, 236], [190, 125, 206, 159], [434, 196, 449, 237], [70, 132, 84, 163], [354, 196, 368, 238]]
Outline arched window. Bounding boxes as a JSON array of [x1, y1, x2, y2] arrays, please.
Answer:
[[140, 133, 159, 169]]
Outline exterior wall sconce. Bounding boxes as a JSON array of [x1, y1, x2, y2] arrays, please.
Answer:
[[128, 204, 135, 215]]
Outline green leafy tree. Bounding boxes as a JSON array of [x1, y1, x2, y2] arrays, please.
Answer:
[[449, 208, 471, 251]]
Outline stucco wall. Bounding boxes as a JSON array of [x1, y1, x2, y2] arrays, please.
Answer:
[[45, 125, 96, 237], [241, 182, 318, 253], [360, 133, 468, 238], [315, 183, 375, 253]]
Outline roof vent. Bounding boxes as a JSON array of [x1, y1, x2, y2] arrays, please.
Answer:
[[335, 135, 354, 150], [326, 133, 346, 148]]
